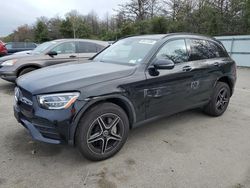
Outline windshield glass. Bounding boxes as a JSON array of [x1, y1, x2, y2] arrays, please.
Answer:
[[32, 41, 58, 54], [93, 38, 157, 65]]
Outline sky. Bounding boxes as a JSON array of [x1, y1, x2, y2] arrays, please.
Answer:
[[0, 0, 127, 37]]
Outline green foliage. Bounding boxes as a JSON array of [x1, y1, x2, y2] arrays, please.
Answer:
[[119, 22, 136, 37], [74, 20, 91, 38], [100, 30, 118, 41], [151, 17, 168, 34], [243, 0, 250, 33], [34, 21, 49, 43], [60, 18, 73, 38]]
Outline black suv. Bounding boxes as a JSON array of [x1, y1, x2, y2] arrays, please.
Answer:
[[14, 33, 237, 161]]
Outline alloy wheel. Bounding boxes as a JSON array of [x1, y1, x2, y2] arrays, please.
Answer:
[[216, 88, 229, 111], [87, 113, 124, 155]]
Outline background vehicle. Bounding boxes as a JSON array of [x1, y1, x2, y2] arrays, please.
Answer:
[[14, 34, 236, 161], [0, 40, 7, 57], [0, 39, 109, 82], [5, 42, 37, 55], [13, 50, 32, 55]]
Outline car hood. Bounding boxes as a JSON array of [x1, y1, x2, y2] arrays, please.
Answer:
[[0, 53, 36, 63], [17, 61, 136, 95]]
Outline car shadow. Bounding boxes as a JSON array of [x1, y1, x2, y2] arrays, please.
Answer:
[[4, 128, 88, 164], [127, 109, 208, 144], [5, 109, 206, 163]]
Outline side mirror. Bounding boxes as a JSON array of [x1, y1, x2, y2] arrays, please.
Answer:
[[153, 58, 175, 70], [47, 51, 58, 57]]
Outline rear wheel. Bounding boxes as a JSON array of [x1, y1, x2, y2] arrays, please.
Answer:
[[18, 67, 36, 77], [204, 82, 231, 116], [76, 102, 129, 161]]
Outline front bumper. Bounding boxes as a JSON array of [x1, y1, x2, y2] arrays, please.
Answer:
[[13, 86, 87, 145], [14, 105, 63, 144], [0, 69, 17, 82]]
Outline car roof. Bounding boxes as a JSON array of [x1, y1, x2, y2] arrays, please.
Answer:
[[128, 34, 166, 40], [125, 33, 217, 41], [51, 38, 109, 46]]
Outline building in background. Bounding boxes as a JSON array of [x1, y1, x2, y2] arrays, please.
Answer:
[[215, 35, 250, 67]]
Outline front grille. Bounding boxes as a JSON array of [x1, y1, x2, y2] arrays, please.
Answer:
[[16, 87, 62, 141], [18, 87, 33, 111]]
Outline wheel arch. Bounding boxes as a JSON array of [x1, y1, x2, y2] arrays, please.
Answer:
[[216, 76, 234, 96], [17, 64, 42, 77], [70, 95, 136, 145]]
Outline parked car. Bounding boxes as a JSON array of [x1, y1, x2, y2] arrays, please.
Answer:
[[14, 33, 236, 161], [0, 40, 7, 57], [0, 39, 109, 82], [5, 42, 37, 55]]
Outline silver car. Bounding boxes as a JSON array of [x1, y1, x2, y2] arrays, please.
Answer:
[[0, 39, 109, 82]]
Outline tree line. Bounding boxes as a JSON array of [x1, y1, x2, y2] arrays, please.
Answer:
[[2, 0, 250, 43]]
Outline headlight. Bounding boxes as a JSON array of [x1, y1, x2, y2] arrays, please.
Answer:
[[37, 92, 80, 110], [1, 59, 17, 66]]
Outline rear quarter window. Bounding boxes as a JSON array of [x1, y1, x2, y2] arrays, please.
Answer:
[[207, 41, 228, 58], [77, 42, 97, 53]]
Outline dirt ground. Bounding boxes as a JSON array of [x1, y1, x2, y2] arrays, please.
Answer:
[[0, 68, 250, 188]]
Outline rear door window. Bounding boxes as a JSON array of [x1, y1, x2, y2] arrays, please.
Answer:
[[77, 42, 97, 53], [26, 43, 37, 48], [187, 39, 210, 61]]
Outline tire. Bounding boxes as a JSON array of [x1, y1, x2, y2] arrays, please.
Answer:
[[203, 82, 231, 117], [18, 67, 36, 77], [76, 102, 129, 161]]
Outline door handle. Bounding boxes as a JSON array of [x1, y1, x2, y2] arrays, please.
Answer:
[[69, 55, 77, 58], [213, 62, 220, 67], [182, 66, 193, 72]]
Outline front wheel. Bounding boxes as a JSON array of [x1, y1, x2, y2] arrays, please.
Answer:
[[203, 82, 231, 117], [76, 102, 129, 161]]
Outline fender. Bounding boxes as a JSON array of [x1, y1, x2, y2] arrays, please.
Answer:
[[68, 94, 137, 145], [213, 74, 235, 96], [17, 63, 42, 74]]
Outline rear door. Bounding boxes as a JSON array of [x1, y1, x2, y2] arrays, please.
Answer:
[[77, 42, 98, 61], [205, 40, 233, 95], [185, 38, 216, 105], [44, 41, 78, 66]]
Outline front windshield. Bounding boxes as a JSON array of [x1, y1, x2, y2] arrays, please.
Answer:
[[32, 41, 58, 54], [94, 38, 158, 65]]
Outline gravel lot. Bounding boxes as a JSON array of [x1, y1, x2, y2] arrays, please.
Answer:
[[0, 68, 250, 188]]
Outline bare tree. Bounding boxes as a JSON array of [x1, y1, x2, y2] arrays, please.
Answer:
[[86, 10, 100, 35], [66, 10, 80, 38], [117, 0, 153, 21], [162, 0, 183, 20], [148, 0, 161, 18]]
